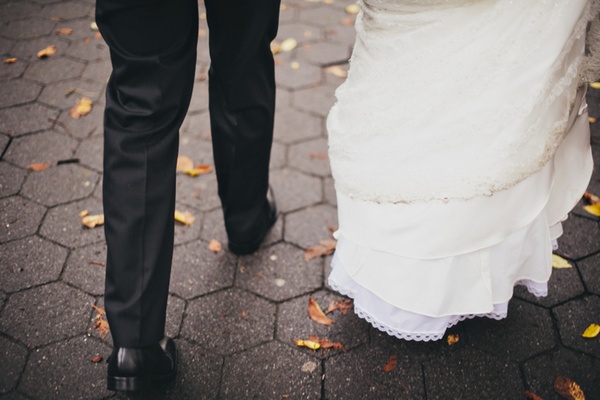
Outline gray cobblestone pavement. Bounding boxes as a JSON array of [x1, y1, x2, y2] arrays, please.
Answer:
[[1, 1, 600, 399]]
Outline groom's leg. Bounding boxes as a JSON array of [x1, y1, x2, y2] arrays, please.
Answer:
[[97, 0, 198, 348], [204, 0, 281, 247]]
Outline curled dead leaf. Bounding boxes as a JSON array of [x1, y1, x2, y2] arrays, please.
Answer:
[[326, 299, 352, 315], [294, 339, 321, 350], [309, 335, 344, 350], [37, 45, 57, 59], [3, 58, 17, 64], [447, 333, 460, 346], [176, 155, 194, 172], [27, 163, 51, 171], [174, 210, 195, 226], [304, 239, 337, 262], [554, 376, 585, 400], [345, 4, 360, 14], [590, 82, 600, 89], [589, 117, 597, 124], [82, 214, 104, 229], [324, 65, 348, 79], [270, 41, 281, 55], [552, 254, 572, 269], [184, 164, 213, 177], [582, 323, 600, 338], [524, 390, 545, 400], [69, 97, 93, 119], [208, 239, 222, 253], [383, 355, 398, 372], [92, 305, 110, 340], [583, 192, 600, 205], [90, 355, 103, 363], [308, 297, 335, 325], [280, 38, 298, 52], [56, 28, 73, 36]]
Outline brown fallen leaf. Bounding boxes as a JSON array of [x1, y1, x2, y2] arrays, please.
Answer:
[[345, 4, 360, 14], [27, 163, 51, 171], [304, 239, 337, 262], [208, 239, 222, 253], [176, 155, 194, 172], [589, 117, 597, 124], [79, 209, 89, 218], [524, 390, 545, 400], [554, 376, 585, 400], [90, 355, 103, 363], [590, 82, 600, 89], [582, 192, 600, 205], [37, 45, 57, 59], [309, 335, 344, 350], [69, 97, 93, 119], [293, 339, 321, 350], [89, 260, 106, 266], [324, 65, 348, 79], [342, 17, 355, 26], [447, 333, 460, 346], [308, 297, 335, 325], [383, 355, 398, 372], [583, 203, 600, 217], [174, 210, 195, 226], [3, 58, 17, 64], [92, 305, 110, 340], [241, 310, 248, 320], [82, 214, 104, 229], [56, 28, 73, 36], [581, 323, 600, 338], [184, 164, 213, 177], [326, 299, 352, 315]]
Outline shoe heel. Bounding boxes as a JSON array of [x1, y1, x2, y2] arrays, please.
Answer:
[[107, 376, 147, 392]]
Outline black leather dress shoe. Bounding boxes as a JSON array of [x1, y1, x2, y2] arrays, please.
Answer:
[[107, 337, 177, 392], [228, 188, 278, 256]]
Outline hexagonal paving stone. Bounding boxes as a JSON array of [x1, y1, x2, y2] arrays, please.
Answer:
[[21, 163, 99, 206], [522, 347, 600, 400], [553, 295, 600, 358], [297, 42, 350, 66], [0, 1, 43, 23], [0, 336, 27, 393], [0, 282, 94, 347], [299, 5, 348, 27], [4, 130, 77, 167], [75, 135, 103, 171], [62, 242, 106, 295], [0, 103, 59, 136], [289, 137, 331, 177], [514, 264, 585, 307], [293, 84, 337, 117], [0, 17, 56, 40], [578, 253, 600, 295], [423, 348, 523, 398], [0, 79, 42, 108], [275, 59, 322, 90], [170, 241, 236, 299], [23, 57, 85, 84], [277, 290, 369, 358], [56, 102, 105, 139], [274, 107, 323, 145], [0, 392, 30, 400], [465, 299, 556, 361], [7, 37, 70, 62], [0, 59, 27, 81], [66, 39, 109, 62], [277, 22, 324, 44], [0, 236, 67, 293], [38, 79, 104, 109], [39, 1, 93, 20], [181, 288, 276, 354], [19, 337, 111, 400], [81, 59, 111, 83], [270, 141, 286, 170], [221, 341, 321, 399], [40, 197, 105, 248], [181, 111, 212, 139], [237, 243, 323, 301], [0, 162, 26, 198], [0, 196, 46, 243], [176, 173, 221, 212], [174, 214, 202, 246], [285, 204, 337, 249], [556, 215, 600, 259], [323, 176, 337, 206], [325, 343, 425, 399], [270, 169, 322, 213]]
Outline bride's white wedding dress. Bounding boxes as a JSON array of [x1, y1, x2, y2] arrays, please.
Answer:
[[327, 0, 599, 341]]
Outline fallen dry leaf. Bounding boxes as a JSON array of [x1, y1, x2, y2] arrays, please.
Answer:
[[176, 155, 194, 172], [309, 335, 344, 349], [290, 61, 300, 70], [582, 323, 600, 338], [590, 82, 600, 89], [56, 28, 73, 36], [37, 45, 57, 59], [383, 355, 398, 372], [308, 297, 335, 325], [583, 192, 600, 205], [174, 209, 195, 226], [447, 333, 460, 346], [304, 239, 337, 262], [552, 254, 572, 269], [554, 376, 585, 400], [345, 4, 360, 14], [326, 299, 352, 315], [524, 390, 545, 400], [280, 38, 297, 52], [208, 239, 222, 253], [94, 32, 102, 40], [324, 65, 348, 79], [82, 214, 104, 229], [27, 163, 51, 171], [69, 97, 93, 119], [270, 41, 281, 55], [89, 260, 105, 266], [79, 209, 89, 218], [92, 305, 110, 340], [90, 355, 103, 363], [589, 117, 597, 124], [90, 22, 99, 31], [184, 164, 213, 177], [583, 203, 600, 217], [293, 339, 321, 350], [3, 58, 17, 64]]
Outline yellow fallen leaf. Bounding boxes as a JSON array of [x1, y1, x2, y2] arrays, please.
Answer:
[[56, 28, 73, 36], [383, 355, 397, 372], [280, 38, 297, 52], [79, 209, 89, 218], [554, 376, 585, 400], [583, 203, 600, 217], [447, 333, 460, 346], [582, 323, 600, 338], [293, 339, 321, 350], [590, 82, 600, 89], [82, 214, 104, 229], [208, 239, 222, 253], [290, 61, 300, 70], [200, 12, 206, 20], [92, 305, 110, 339], [308, 297, 335, 325], [69, 97, 93, 119], [174, 210, 195, 226], [324, 65, 348, 79], [90, 22, 98, 31], [345, 4, 360, 14], [270, 41, 281, 55], [552, 254, 572, 269], [37, 45, 57, 59], [183, 164, 213, 177], [176, 155, 194, 172], [280, 4, 288, 10], [589, 117, 597, 123], [3, 58, 17, 64], [27, 163, 51, 171]]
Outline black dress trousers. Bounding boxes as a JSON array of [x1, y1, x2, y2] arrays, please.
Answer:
[[97, 0, 280, 348]]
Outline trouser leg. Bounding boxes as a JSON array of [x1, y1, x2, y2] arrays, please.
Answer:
[[204, 0, 281, 245], [96, 0, 198, 348]]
